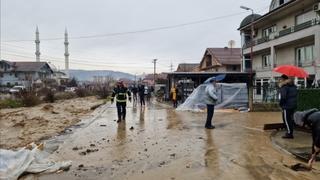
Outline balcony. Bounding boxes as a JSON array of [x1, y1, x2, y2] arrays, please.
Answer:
[[243, 19, 320, 49]]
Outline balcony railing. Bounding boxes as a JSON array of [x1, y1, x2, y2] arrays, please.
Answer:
[[243, 19, 320, 49]]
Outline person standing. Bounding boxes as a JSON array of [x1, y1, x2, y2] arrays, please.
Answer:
[[204, 79, 218, 129], [170, 86, 178, 108], [131, 85, 138, 106], [111, 81, 131, 123], [138, 84, 145, 107], [279, 74, 297, 139]]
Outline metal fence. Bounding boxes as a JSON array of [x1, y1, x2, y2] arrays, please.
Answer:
[[253, 85, 279, 103]]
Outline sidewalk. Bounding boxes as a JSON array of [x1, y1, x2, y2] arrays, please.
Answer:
[[271, 130, 320, 164]]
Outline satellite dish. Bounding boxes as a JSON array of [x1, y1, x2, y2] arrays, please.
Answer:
[[228, 40, 235, 49]]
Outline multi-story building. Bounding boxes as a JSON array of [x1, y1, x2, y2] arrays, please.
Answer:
[[238, 0, 320, 100]]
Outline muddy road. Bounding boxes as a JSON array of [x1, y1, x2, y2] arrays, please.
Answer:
[[35, 103, 319, 180]]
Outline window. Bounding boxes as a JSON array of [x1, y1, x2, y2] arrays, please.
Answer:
[[263, 26, 277, 38], [296, 45, 314, 65], [262, 54, 271, 68], [296, 11, 314, 25], [232, 65, 237, 71], [256, 81, 262, 95]]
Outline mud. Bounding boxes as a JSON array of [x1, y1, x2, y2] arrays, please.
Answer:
[[27, 102, 320, 180], [0, 96, 104, 149]]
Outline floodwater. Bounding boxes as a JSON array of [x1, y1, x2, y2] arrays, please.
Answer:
[[33, 102, 319, 180]]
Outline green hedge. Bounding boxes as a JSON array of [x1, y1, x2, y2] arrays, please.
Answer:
[[297, 89, 320, 111]]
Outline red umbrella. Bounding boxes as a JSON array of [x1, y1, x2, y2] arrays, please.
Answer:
[[273, 65, 309, 78]]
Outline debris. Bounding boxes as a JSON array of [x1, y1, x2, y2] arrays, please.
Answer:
[[78, 164, 84, 168], [130, 126, 134, 130], [100, 124, 107, 127], [90, 144, 96, 147], [72, 147, 79, 151]]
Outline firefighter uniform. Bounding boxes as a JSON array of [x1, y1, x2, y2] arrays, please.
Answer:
[[111, 85, 131, 122]]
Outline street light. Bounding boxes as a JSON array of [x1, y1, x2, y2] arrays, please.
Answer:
[[240, 5, 255, 110]]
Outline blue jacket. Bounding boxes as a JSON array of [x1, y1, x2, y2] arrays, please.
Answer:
[[279, 83, 297, 110]]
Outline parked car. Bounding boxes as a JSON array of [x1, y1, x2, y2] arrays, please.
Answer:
[[9, 85, 26, 94], [65, 87, 77, 92]]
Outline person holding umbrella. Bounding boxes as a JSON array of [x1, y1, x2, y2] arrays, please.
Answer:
[[278, 74, 297, 138], [203, 74, 225, 129], [273, 65, 308, 139]]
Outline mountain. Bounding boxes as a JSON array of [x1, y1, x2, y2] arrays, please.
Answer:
[[68, 69, 135, 81]]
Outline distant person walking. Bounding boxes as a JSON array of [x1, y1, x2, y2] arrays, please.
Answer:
[[131, 85, 138, 106], [294, 109, 320, 169], [279, 74, 297, 139], [138, 84, 145, 106], [111, 81, 131, 123], [204, 79, 218, 129], [170, 86, 178, 108]]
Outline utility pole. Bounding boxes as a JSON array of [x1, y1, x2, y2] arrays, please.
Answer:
[[170, 62, 173, 72], [153, 59, 157, 86], [240, 5, 254, 111]]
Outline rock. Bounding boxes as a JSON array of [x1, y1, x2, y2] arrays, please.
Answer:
[[100, 124, 107, 127], [78, 164, 84, 168], [72, 147, 79, 151], [144, 148, 148, 152], [130, 126, 134, 130], [170, 153, 176, 157], [79, 152, 87, 156], [90, 144, 96, 147], [186, 165, 190, 168]]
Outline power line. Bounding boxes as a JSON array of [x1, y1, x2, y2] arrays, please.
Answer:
[[2, 12, 247, 42], [1, 52, 157, 69]]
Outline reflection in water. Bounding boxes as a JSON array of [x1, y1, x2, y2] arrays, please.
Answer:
[[166, 109, 183, 130], [116, 122, 126, 142], [139, 108, 145, 129], [204, 130, 220, 173]]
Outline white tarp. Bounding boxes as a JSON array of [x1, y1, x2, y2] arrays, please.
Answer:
[[176, 83, 248, 112], [0, 143, 71, 180]]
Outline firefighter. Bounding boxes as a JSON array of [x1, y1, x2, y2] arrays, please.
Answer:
[[111, 81, 131, 123]]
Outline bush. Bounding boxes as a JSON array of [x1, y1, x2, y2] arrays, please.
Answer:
[[20, 90, 41, 107], [297, 89, 320, 111], [55, 92, 77, 100], [95, 87, 109, 99], [0, 99, 23, 109], [75, 88, 89, 97], [44, 90, 55, 103]]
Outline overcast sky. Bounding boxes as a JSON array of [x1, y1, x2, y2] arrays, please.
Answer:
[[0, 0, 270, 74]]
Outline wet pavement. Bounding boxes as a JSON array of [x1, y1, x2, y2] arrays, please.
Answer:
[[32, 102, 319, 180]]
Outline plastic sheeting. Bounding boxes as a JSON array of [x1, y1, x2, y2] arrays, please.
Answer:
[[0, 143, 71, 180], [176, 83, 248, 112]]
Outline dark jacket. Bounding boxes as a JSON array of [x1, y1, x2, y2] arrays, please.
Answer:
[[306, 112, 320, 149], [138, 85, 145, 97], [279, 83, 297, 110], [111, 86, 131, 103]]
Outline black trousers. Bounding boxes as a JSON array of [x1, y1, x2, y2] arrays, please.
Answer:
[[282, 109, 295, 135], [139, 95, 145, 106], [116, 102, 126, 120], [206, 104, 215, 127]]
